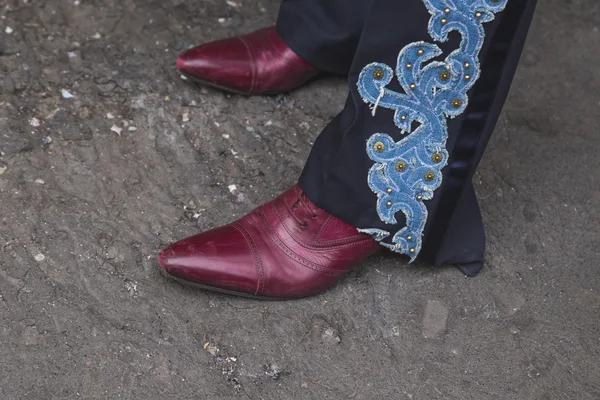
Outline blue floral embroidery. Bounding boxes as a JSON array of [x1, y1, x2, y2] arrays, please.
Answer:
[[357, 0, 507, 261]]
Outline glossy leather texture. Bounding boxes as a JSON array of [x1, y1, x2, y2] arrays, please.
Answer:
[[158, 185, 380, 299], [177, 26, 319, 95]]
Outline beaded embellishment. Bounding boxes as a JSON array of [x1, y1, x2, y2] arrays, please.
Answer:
[[357, 0, 507, 260]]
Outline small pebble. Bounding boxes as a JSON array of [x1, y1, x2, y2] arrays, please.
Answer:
[[222, 134, 230, 139], [61, 89, 74, 99], [182, 113, 190, 122], [42, 136, 53, 145], [106, 112, 115, 119], [34, 179, 45, 185], [0, 167, 6, 175], [5, 26, 13, 34], [228, 184, 237, 193], [92, 32, 101, 39], [225, 0, 240, 7], [34, 254, 45, 262], [110, 125, 123, 135], [29, 117, 40, 127], [204, 342, 219, 356], [128, 126, 137, 131]]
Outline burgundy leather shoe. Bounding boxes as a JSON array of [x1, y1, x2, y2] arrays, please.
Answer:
[[158, 185, 380, 299], [176, 26, 319, 95]]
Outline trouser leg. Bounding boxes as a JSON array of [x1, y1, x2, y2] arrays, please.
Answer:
[[299, 0, 538, 273], [276, 0, 375, 75]]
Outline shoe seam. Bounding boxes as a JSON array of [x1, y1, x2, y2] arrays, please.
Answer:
[[256, 209, 346, 277], [232, 223, 265, 296], [237, 36, 257, 94], [270, 202, 375, 249]]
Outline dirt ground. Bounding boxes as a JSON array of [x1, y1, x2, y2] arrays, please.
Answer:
[[0, 0, 599, 399]]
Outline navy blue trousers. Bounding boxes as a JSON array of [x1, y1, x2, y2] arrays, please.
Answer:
[[277, 0, 537, 275]]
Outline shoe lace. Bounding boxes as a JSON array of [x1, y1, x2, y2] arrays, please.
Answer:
[[288, 192, 318, 228]]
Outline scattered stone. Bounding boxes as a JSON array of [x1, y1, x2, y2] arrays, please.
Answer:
[[60, 89, 74, 99], [308, 316, 341, 347], [204, 342, 219, 356], [5, 26, 13, 34], [0, 167, 6, 176], [225, 0, 240, 8], [34, 179, 45, 185], [42, 136, 53, 145], [264, 120, 273, 126], [110, 125, 123, 136], [128, 126, 137, 131], [222, 134, 230, 139], [422, 299, 449, 339], [299, 122, 310, 130], [67, 50, 83, 70], [234, 192, 245, 203], [263, 364, 288, 380], [228, 184, 237, 193], [92, 32, 101, 39], [182, 112, 190, 122], [180, 74, 187, 80], [34, 253, 45, 262], [45, 108, 60, 120], [29, 117, 40, 127], [321, 327, 341, 344], [245, 126, 254, 132], [106, 112, 115, 119], [216, 356, 238, 381], [123, 279, 138, 297]]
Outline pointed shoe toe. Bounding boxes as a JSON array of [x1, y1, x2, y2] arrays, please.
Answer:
[[158, 224, 261, 296], [158, 185, 380, 299]]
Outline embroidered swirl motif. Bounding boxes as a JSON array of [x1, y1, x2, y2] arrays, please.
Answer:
[[357, 0, 507, 261]]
